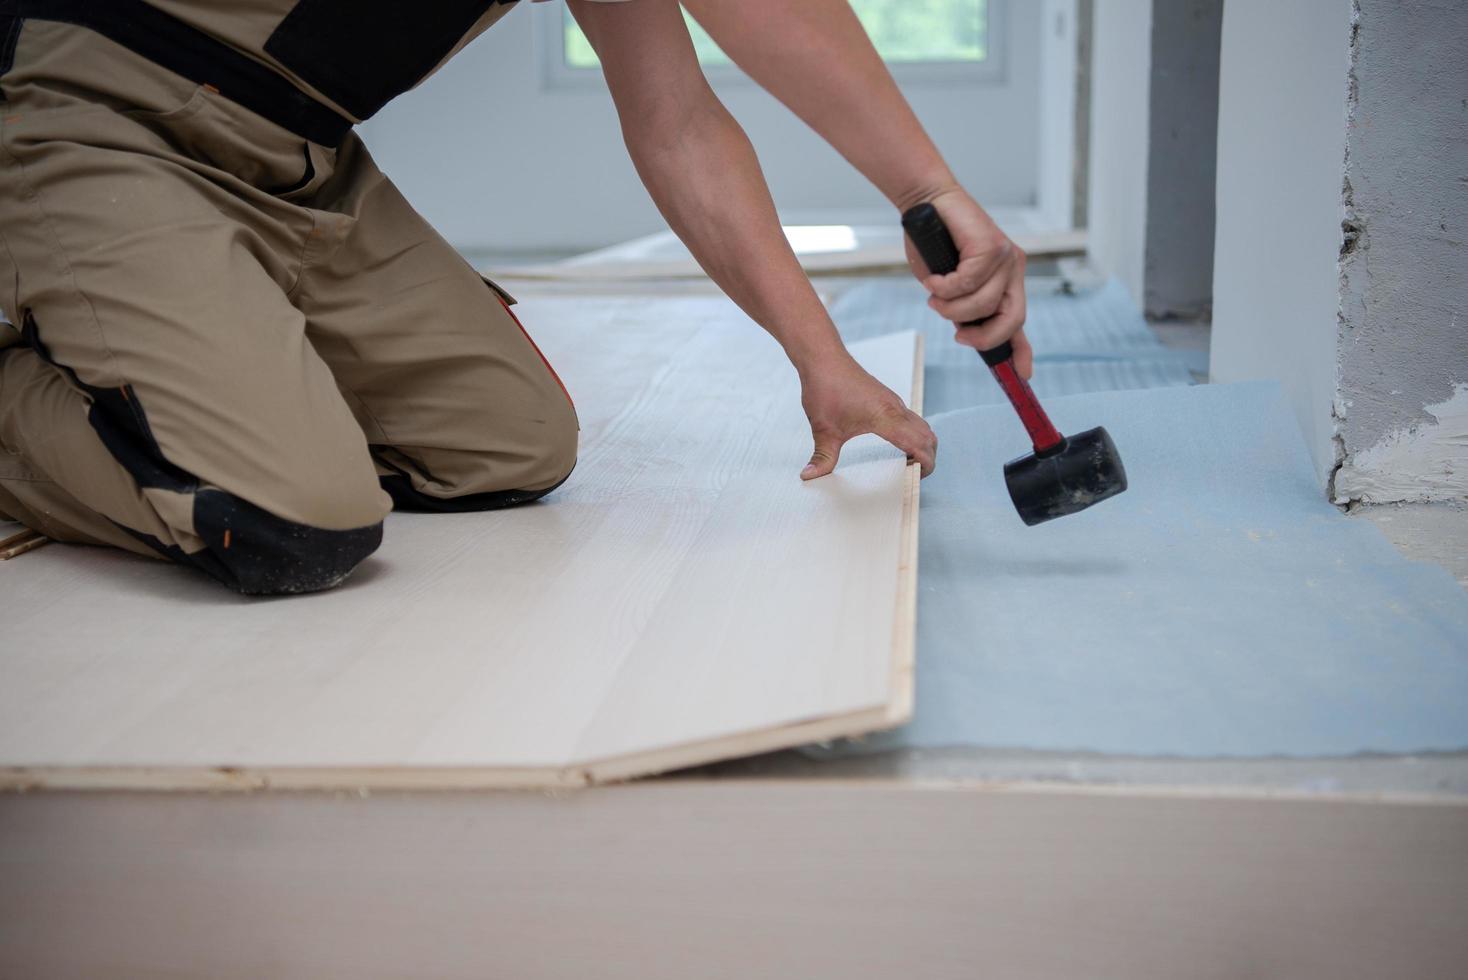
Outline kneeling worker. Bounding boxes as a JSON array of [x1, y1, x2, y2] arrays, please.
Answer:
[[0, 0, 1030, 594]]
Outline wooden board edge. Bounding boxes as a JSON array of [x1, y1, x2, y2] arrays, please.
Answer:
[[0, 703, 897, 793], [909, 331, 926, 417], [0, 528, 49, 560], [577, 707, 898, 786], [0, 766, 591, 793], [7, 766, 1466, 808], [885, 330, 923, 727]]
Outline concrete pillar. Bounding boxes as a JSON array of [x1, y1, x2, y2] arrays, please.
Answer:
[[1141, 0, 1222, 319], [1211, 0, 1468, 502], [1085, 0, 1223, 318], [1331, 0, 1468, 504]]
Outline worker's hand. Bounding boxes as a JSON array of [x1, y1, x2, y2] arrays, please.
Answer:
[[800, 353, 936, 480], [905, 188, 1033, 379]]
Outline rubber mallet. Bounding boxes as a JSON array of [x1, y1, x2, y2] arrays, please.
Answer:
[[901, 203, 1128, 526]]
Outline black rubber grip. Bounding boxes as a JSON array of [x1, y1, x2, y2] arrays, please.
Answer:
[[978, 340, 1013, 367], [900, 202, 961, 276]]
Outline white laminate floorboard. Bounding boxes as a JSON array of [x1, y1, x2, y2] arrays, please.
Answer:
[[0, 296, 919, 788]]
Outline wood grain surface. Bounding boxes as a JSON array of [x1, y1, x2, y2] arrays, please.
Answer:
[[0, 297, 920, 789]]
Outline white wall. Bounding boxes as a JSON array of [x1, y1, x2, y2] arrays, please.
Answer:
[[358, 1, 1044, 253], [1085, 0, 1152, 307], [1209, 0, 1352, 485], [1036, 0, 1079, 230]]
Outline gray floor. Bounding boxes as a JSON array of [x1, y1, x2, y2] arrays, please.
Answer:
[[1143, 317, 1468, 593], [1352, 501, 1468, 589], [691, 744, 1468, 795], [1135, 311, 1468, 592]]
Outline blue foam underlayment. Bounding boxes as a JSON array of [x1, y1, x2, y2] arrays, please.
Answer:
[[831, 277, 1203, 414], [848, 382, 1468, 759]]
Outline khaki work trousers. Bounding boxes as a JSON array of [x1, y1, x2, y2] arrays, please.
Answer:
[[0, 21, 578, 594]]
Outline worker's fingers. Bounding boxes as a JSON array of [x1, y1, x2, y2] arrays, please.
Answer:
[[1010, 246, 1029, 311], [904, 236, 1005, 301], [952, 306, 1025, 357], [927, 256, 1010, 324], [869, 405, 938, 478], [952, 313, 1013, 353], [1010, 327, 1036, 380], [1000, 255, 1029, 364], [952, 254, 1029, 366], [919, 241, 1012, 303], [801, 429, 844, 481], [803, 407, 937, 481]]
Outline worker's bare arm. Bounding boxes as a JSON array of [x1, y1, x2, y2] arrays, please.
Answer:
[[568, 0, 935, 478], [681, 0, 1032, 378]]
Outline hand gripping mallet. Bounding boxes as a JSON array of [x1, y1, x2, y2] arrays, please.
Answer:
[[901, 204, 1128, 526]]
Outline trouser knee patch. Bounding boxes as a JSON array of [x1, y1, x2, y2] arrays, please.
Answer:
[[378, 465, 573, 514], [117, 489, 383, 595], [189, 488, 383, 595]]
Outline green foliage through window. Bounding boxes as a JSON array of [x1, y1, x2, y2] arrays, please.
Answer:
[[564, 0, 987, 70]]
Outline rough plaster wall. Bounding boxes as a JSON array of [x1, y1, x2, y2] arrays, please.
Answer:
[[1141, 0, 1222, 319], [1209, 0, 1353, 486], [1085, 0, 1153, 307], [1333, 0, 1468, 503]]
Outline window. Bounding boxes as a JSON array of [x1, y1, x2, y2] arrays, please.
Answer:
[[549, 0, 997, 82]]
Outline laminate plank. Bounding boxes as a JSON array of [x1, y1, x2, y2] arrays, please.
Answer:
[[574, 330, 919, 766], [0, 296, 920, 788]]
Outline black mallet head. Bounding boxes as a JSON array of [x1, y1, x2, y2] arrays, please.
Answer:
[[1003, 426, 1128, 526], [899, 200, 1130, 527]]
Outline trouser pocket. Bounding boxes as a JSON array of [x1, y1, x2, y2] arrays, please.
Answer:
[[124, 85, 322, 196]]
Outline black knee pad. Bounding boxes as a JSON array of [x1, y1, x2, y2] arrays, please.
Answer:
[[193, 489, 383, 594], [124, 489, 383, 595], [378, 463, 574, 514]]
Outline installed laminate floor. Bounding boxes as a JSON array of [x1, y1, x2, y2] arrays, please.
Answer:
[[0, 297, 920, 789]]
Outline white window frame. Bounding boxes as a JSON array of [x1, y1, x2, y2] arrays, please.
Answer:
[[534, 0, 1008, 91]]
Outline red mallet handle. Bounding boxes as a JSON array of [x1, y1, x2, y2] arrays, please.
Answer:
[[901, 203, 1065, 454]]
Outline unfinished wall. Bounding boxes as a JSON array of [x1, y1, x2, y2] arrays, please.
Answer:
[[1212, 0, 1468, 499], [1331, 0, 1468, 504], [1141, 0, 1222, 319], [1085, 0, 1222, 318], [1209, 0, 1353, 485]]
